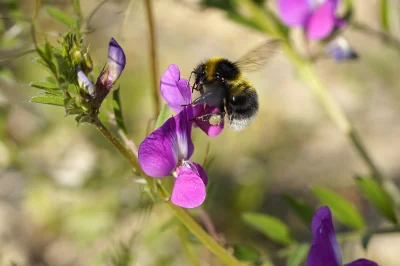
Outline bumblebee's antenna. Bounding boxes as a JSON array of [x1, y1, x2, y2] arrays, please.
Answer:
[[187, 70, 196, 93]]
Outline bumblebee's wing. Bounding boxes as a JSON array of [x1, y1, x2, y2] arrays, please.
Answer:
[[234, 39, 281, 72]]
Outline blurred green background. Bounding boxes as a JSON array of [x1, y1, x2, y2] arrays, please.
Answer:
[[1, 0, 400, 265]]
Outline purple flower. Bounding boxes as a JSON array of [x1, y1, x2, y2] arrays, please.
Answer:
[[138, 107, 208, 208], [76, 38, 126, 102], [307, 206, 378, 266], [160, 64, 224, 137], [326, 37, 358, 62], [278, 0, 345, 40]]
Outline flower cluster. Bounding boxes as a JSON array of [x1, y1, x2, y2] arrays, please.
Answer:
[[308, 206, 378, 266], [138, 64, 223, 208], [277, 0, 357, 61]]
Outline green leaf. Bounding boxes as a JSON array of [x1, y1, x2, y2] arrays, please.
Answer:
[[355, 176, 397, 224], [242, 212, 293, 245], [379, 0, 390, 32], [112, 87, 127, 134], [311, 186, 366, 230], [286, 244, 309, 266], [30, 81, 63, 96], [154, 104, 171, 130], [45, 7, 75, 27], [282, 194, 314, 227], [30, 95, 64, 106], [233, 244, 260, 262]]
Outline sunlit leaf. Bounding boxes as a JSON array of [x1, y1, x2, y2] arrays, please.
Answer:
[[154, 104, 171, 130], [282, 194, 314, 227], [112, 87, 127, 134], [311, 186, 366, 230], [355, 176, 397, 224], [45, 6, 75, 27], [30, 81, 62, 96], [233, 243, 260, 262], [30, 95, 64, 106], [242, 212, 293, 245], [286, 244, 309, 266]]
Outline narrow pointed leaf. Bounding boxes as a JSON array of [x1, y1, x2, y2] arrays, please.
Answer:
[[30, 95, 64, 106], [45, 7, 75, 27], [112, 87, 127, 134], [379, 0, 390, 32], [30, 81, 62, 96], [233, 244, 260, 262], [242, 212, 293, 245], [286, 244, 309, 266], [282, 194, 314, 227], [312, 186, 366, 230], [154, 103, 171, 130], [355, 176, 397, 224]]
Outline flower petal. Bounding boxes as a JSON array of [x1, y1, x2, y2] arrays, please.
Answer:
[[138, 108, 194, 177], [189, 162, 208, 186], [307, 206, 342, 266], [344, 259, 379, 266], [192, 105, 224, 137], [138, 116, 178, 177], [76, 66, 94, 95], [306, 1, 337, 40], [160, 64, 192, 113], [107, 38, 126, 83], [171, 166, 206, 208], [278, 0, 312, 26], [326, 37, 358, 62]]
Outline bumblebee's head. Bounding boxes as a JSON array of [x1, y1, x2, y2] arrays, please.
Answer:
[[227, 90, 259, 131], [192, 63, 206, 90]]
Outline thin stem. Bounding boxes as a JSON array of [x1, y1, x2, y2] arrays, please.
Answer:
[[351, 21, 400, 53], [236, 0, 400, 212], [118, 0, 135, 40], [178, 225, 202, 266], [92, 119, 243, 266], [144, 0, 161, 116], [198, 208, 221, 241]]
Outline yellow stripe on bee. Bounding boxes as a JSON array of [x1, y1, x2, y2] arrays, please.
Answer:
[[230, 79, 254, 95], [205, 57, 223, 82]]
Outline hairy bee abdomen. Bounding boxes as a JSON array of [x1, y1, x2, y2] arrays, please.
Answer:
[[227, 85, 259, 131]]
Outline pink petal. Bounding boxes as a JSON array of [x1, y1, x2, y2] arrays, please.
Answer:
[[192, 105, 224, 137], [171, 167, 206, 208], [160, 64, 192, 113], [189, 162, 208, 186], [138, 109, 194, 177], [278, 0, 312, 26], [306, 1, 337, 40]]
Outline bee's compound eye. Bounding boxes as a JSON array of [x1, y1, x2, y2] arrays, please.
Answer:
[[209, 114, 222, 126]]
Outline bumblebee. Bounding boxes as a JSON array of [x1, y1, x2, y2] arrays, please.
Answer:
[[189, 39, 281, 131]]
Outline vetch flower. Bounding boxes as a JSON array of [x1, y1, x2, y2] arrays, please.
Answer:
[[138, 107, 208, 208], [326, 36, 358, 62], [307, 206, 378, 266], [76, 37, 126, 110], [278, 0, 345, 40], [160, 64, 224, 137]]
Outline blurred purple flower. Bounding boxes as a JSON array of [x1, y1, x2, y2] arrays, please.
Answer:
[[160, 64, 224, 137], [138, 108, 208, 208], [307, 206, 378, 266], [326, 37, 358, 62], [278, 0, 345, 40]]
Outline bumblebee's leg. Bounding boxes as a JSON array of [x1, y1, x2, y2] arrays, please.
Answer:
[[192, 111, 226, 126]]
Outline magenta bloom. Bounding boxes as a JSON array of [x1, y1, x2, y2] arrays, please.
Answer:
[[160, 64, 224, 137], [138, 108, 208, 208], [307, 206, 378, 266], [278, 0, 345, 40], [77, 38, 126, 102]]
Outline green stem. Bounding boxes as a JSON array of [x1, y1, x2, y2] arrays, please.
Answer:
[[92, 119, 243, 266], [178, 225, 202, 266], [236, 0, 400, 212], [144, 0, 161, 116]]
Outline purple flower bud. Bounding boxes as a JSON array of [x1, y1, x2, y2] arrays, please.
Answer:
[[76, 66, 94, 95], [326, 37, 358, 62]]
